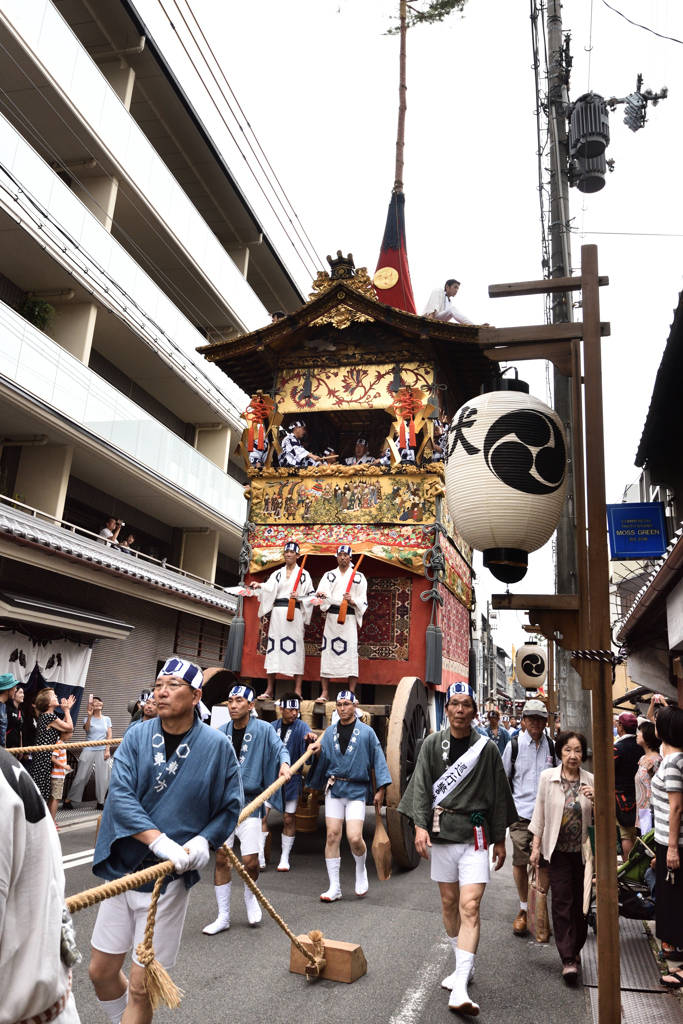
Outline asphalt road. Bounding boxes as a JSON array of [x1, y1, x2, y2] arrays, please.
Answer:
[[62, 816, 592, 1024]]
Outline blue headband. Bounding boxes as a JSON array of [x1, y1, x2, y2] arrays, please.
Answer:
[[447, 682, 475, 702], [284, 541, 300, 553], [280, 698, 300, 709], [229, 684, 255, 702], [290, 420, 305, 429], [158, 658, 203, 689], [337, 690, 358, 704], [337, 544, 352, 555]]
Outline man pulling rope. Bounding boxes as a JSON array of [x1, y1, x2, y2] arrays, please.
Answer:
[[87, 658, 243, 1024]]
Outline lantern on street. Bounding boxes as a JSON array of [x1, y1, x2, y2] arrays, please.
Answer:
[[443, 376, 567, 583], [515, 642, 548, 690]]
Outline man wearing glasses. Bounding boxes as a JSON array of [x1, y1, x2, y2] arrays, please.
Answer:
[[87, 658, 243, 1024], [398, 682, 516, 1016]]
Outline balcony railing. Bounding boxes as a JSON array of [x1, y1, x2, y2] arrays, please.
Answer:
[[0, 0, 269, 335], [0, 301, 247, 527], [0, 106, 246, 425]]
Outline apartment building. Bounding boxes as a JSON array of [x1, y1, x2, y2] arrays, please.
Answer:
[[0, 0, 303, 732]]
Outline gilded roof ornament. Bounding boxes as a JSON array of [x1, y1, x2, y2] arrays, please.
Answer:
[[308, 250, 378, 329]]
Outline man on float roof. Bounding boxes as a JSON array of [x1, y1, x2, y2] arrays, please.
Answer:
[[314, 544, 368, 704]]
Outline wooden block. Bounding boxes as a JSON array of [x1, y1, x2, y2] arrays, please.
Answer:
[[290, 935, 367, 983]]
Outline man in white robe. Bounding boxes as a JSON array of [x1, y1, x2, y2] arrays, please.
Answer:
[[423, 279, 476, 325], [315, 545, 368, 702], [251, 541, 314, 700], [344, 438, 377, 466]]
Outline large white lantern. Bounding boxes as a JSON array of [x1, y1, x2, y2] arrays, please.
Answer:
[[444, 377, 567, 582], [516, 642, 548, 690]]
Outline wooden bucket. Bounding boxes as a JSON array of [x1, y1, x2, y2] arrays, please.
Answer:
[[295, 788, 320, 833]]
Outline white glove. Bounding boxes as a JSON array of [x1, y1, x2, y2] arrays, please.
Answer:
[[148, 833, 191, 874], [185, 835, 210, 871]]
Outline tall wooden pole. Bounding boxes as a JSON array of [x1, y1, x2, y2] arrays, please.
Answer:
[[394, 0, 407, 192], [580, 243, 620, 1023]]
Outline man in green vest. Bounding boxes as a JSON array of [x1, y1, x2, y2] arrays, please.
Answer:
[[398, 682, 516, 1016]]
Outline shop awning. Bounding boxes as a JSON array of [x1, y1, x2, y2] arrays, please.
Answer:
[[0, 591, 133, 639]]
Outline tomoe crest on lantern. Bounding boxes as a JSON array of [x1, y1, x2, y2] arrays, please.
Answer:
[[515, 642, 548, 690], [443, 377, 568, 583]]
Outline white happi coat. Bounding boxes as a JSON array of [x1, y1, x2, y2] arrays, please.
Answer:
[[319, 564, 368, 678], [258, 564, 315, 675], [422, 288, 474, 325]]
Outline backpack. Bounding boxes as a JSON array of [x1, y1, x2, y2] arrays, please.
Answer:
[[509, 732, 557, 782]]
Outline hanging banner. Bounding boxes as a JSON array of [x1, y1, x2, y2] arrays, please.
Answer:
[[607, 502, 667, 560]]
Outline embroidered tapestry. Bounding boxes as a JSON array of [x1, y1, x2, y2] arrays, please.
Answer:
[[257, 577, 412, 661], [438, 582, 470, 690], [275, 362, 434, 413]]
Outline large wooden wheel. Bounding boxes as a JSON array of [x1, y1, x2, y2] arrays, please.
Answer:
[[385, 676, 429, 869]]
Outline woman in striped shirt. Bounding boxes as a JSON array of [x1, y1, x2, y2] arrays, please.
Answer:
[[651, 706, 683, 986]]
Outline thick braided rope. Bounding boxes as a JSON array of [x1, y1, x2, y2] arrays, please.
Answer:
[[571, 649, 624, 664], [134, 875, 184, 1010], [237, 747, 315, 824], [222, 845, 325, 971], [65, 861, 173, 913], [8, 738, 123, 755]]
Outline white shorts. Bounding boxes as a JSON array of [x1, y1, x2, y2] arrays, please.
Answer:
[[91, 876, 189, 968], [430, 842, 490, 886], [325, 794, 366, 822], [265, 798, 298, 814], [226, 816, 262, 856]]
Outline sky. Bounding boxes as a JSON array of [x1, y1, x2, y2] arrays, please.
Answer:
[[135, 0, 683, 655]]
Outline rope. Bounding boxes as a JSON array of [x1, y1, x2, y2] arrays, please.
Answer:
[[134, 876, 184, 1010], [223, 846, 326, 974], [65, 861, 174, 913], [571, 648, 626, 685], [8, 738, 122, 755], [237, 747, 315, 823]]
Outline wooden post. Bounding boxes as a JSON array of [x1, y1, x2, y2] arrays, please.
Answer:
[[394, 1, 407, 191], [547, 639, 556, 732], [579, 244, 621, 1023]]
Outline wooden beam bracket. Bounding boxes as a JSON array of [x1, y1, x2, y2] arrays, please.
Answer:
[[488, 275, 609, 299]]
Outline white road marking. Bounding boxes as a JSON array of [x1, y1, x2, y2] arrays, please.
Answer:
[[388, 938, 451, 1024], [63, 849, 95, 869]]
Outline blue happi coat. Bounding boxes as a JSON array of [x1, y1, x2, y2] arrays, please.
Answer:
[[272, 716, 310, 802], [219, 716, 290, 817], [307, 720, 392, 802], [94, 716, 243, 892]]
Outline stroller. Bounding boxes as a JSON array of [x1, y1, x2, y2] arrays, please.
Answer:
[[586, 828, 656, 932]]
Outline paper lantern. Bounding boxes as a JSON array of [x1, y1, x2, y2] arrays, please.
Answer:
[[444, 377, 567, 582], [516, 642, 548, 690]]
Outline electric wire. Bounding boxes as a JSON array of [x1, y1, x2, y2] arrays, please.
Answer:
[[155, 0, 321, 279], [0, 39, 259, 396], [174, 0, 325, 272], [601, 0, 683, 45]]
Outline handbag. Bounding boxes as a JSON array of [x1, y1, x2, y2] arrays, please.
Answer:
[[528, 868, 551, 943]]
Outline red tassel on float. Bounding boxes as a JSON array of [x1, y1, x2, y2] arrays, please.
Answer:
[[247, 424, 255, 451], [258, 423, 265, 451], [399, 419, 407, 449], [409, 417, 416, 446]]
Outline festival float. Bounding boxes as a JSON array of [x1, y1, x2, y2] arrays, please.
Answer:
[[198, 243, 497, 866]]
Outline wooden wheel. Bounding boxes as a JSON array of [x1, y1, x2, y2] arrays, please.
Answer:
[[385, 676, 429, 869]]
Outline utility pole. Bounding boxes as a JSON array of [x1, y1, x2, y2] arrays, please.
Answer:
[[546, 0, 593, 745]]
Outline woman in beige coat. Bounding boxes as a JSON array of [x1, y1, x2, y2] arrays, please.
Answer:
[[529, 731, 594, 982]]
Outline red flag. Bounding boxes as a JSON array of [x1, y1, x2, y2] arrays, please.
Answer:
[[374, 190, 417, 314]]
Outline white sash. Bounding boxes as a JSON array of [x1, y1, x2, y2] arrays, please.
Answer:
[[431, 735, 488, 809]]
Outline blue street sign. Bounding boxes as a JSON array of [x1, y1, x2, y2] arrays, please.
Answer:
[[606, 502, 667, 560]]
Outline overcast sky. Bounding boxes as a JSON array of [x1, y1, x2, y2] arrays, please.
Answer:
[[136, 0, 683, 654]]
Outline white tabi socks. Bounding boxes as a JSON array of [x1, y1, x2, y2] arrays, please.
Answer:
[[278, 834, 295, 872], [448, 950, 479, 1016], [244, 884, 262, 926], [98, 988, 129, 1024], [320, 856, 342, 902], [202, 882, 231, 935], [353, 850, 369, 897], [259, 828, 268, 870], [442, 936, 475, 990]]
